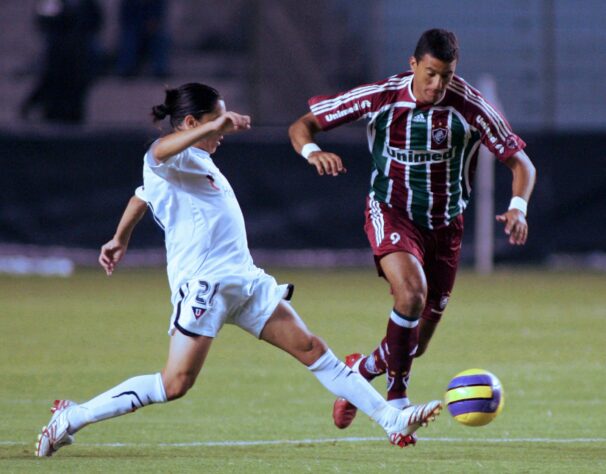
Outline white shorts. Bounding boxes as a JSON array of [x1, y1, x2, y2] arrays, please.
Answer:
[[168, 271, 293, 338]]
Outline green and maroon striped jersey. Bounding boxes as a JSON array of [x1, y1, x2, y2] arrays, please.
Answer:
[[309, 72, 526, 229]]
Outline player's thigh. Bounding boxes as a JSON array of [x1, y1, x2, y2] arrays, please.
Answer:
[[380, 251, 428, 301], [364, 197, 426, 272], [260, 301, 327, 366], [365, 197, 427, 296]]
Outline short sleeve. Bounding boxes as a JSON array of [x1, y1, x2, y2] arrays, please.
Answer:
[[458, 81, 526, 161], [134, 185, 147, 202], [308, 77, 395, 131], [144, 140, 188, 180]]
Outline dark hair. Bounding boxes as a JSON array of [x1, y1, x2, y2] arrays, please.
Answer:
[[151, 83, 221, 128], [413, 29, 459, 63]]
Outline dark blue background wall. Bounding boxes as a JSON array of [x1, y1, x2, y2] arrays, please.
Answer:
[[2, 130, 604, 263]]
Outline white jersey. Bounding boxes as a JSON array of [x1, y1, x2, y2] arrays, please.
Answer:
[[135, 144, 261, 302]]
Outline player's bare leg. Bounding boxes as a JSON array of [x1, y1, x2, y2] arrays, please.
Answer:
[[260, 300, 327, 366], [161, 331, 213, 400]]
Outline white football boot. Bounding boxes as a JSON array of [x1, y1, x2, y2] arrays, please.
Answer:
[[385, 400, 442, 447], [35, 400, 77, 457]]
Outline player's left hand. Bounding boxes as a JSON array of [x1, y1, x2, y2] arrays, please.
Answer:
[[496, 209, 528, 245], [215, 112, 251, 134]]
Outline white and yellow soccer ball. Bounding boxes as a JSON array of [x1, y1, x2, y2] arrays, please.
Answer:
[[445, 368, 504, 426]]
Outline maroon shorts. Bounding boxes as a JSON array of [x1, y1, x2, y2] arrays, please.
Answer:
[[364, 197, 463, 322]]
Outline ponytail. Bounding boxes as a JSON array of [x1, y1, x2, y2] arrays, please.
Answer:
[[151, 103, 169, 121]]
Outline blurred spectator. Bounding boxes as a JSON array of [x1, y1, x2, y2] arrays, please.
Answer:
[[192, 0, 252, 53], [115, 0, 170, 78], [20, 0, 103, 124]]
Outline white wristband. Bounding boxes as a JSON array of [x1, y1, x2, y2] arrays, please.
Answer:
[[508, 196, 528, 216], [301, 143, 321, 160]]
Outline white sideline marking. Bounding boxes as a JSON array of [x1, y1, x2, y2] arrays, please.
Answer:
[[3, 436, 606, 447]]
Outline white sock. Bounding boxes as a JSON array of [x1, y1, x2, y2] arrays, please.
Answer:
[[388, 397, 411, 410], [66, 373, 167, 434], [307, 350, 399, 430]]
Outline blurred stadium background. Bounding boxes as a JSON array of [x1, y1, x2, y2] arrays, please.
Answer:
[[1, 0, 605, 274]]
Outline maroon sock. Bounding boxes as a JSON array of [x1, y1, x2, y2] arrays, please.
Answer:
[[384, 309, 419, 401]]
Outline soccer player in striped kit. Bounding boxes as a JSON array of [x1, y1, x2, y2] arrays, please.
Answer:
[[289, 28, 536, 431]]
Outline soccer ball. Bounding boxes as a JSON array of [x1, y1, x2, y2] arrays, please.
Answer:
[[445, 368, 504, 426]]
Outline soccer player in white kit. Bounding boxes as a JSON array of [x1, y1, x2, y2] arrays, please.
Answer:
[[35, 83, 441, 457]]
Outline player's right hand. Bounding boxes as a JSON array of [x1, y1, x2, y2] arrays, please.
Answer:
[[99, 239, 127, 276], [308, 151, 347, 177]]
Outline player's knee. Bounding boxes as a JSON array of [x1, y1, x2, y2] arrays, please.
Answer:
[[410, 291, 426, 315], [301, 334, 327, 355], [311, 335, 328, 353], [163, 372, 197, 401], [298, 334, 328, 365], [393, 288, 426, 316]]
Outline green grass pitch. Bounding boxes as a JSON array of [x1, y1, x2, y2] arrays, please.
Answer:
[[1, 267, 605, 473]]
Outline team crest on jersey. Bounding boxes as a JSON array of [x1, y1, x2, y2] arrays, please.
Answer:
[[192, 306, 207, 319], [432, 127, 448, 145], [506, 135, 518, 149]]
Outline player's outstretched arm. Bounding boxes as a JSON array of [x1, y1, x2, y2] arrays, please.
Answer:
[[99, 195, 148, 275], [152, 111, 251, 163], [496, 150, 536, 245], [288, 112, 347, 177]]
